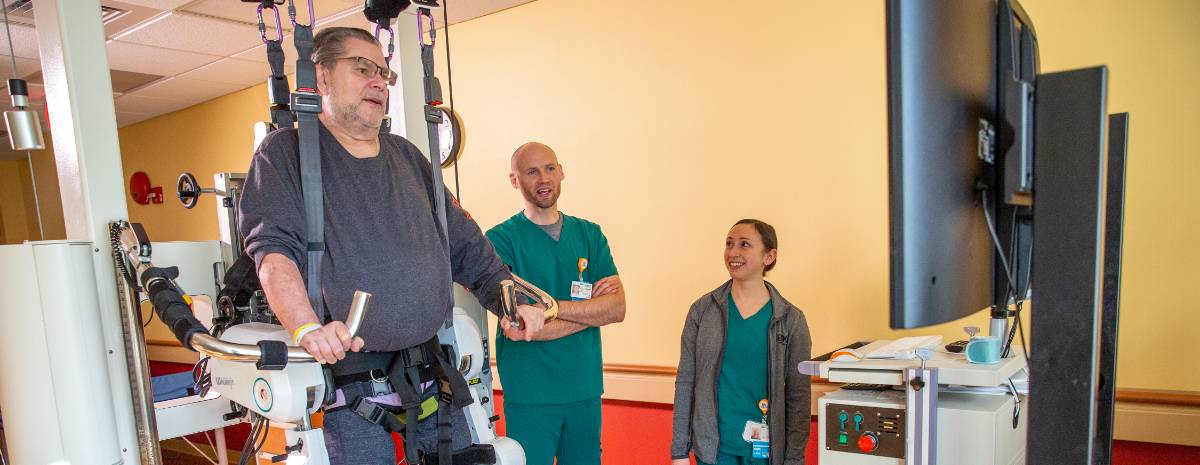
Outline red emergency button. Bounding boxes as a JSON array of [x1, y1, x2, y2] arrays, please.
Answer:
[[857, 432, 878, 453]]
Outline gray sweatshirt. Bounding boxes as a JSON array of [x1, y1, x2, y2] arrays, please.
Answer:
[[239, 122, 511, 352], [671, 280, 812, 465]]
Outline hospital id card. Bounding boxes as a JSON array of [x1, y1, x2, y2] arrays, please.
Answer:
[[570, 281, 593, 300], [743, 421, 769, 458]]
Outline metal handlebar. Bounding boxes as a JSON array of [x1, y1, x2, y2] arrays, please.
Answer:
[[500, 274, 559, 330], [191, 290, 373, 363]]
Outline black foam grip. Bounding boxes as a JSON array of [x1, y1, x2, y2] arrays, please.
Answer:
[[145, 271, 207, 349], [256, 340, 288, 370]]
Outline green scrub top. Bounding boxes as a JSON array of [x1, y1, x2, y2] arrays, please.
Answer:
[[717, 294, 772, 457], [486, 212, 618, 404]]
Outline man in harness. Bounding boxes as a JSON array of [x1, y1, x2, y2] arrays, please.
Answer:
[[239, 26, 546, 465]]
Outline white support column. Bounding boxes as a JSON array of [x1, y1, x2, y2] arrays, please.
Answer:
[[390, 11, 431, 155], [32, 0, 139, 464]]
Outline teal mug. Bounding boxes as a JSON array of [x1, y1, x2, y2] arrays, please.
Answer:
[[965, 336, 1002, 364]]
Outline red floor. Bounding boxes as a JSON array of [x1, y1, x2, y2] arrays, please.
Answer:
[[150, 362, 1200, 464]]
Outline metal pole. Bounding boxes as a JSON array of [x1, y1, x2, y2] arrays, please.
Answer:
[[112, 233, 164, 464], [25, 152, 43, 240]]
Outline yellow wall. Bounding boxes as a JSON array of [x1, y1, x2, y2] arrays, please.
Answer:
[[117, 85, 270, 241], [113, 0, 1200, 392], [0, 137, 65, 244]]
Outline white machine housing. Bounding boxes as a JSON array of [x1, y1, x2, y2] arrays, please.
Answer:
[[819, 389, 1027, 465], [209, 323, 326, 423]]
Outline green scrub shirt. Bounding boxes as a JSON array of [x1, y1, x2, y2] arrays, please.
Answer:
[[485, 212, 618, 404], [717, 294, 772, 457]]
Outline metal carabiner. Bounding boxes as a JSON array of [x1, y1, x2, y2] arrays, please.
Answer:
[[416, 7, 436, 47], [374, 22, 396, 64], [286, 0, 315, 28], [256, 3, 284, 44]]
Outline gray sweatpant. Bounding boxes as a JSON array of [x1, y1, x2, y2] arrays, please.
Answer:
[[324, 401, 472, 465]]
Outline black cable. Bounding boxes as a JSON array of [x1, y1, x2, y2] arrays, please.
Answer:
[[142, 305, 155, 328], [236, 415, 257, 465], [237, 414, 265, 465], [442, 0, 460, 200], [981, 191, 1018, 301], [193, 356, 212, 397], [981, 190, 1027, 358], [1016, 301, 1030, 361], [253, 417, 270, 457]]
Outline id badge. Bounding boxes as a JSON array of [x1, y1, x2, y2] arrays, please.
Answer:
[[570, 281, 593, 300], [743, 420, 769, 458]]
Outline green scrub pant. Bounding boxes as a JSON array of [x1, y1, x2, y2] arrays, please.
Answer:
[[504, 397, 601, 465], [698, 453, 768, 465]]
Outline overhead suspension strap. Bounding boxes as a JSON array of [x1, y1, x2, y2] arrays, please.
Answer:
[[417, 7, 453, 465], [255, 1, 294, 130], [287, 0, 327, 321], [417, 6, 448, 250]]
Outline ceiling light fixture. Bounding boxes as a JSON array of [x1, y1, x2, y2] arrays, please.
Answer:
[[3, 0, 43, 151]]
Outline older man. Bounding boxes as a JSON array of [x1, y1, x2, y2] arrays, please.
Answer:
[[239, 27, 544, 465]]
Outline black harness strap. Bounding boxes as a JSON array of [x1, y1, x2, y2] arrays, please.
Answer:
[[250, 1, 294, 131], [286, 3, 327, 320], [387, 340, 434, 465], [266, 40, 294, 130]]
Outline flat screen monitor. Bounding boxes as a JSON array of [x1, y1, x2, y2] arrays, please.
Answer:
[[886, 0, 999, 329]]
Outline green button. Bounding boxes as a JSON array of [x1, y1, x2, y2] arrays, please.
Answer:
[[838, 433, 848, 445]]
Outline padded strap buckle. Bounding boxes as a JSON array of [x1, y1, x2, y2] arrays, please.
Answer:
[[398, 344, 430, 368], [350, 397, 389, 425], [291, 90, 322, 114]]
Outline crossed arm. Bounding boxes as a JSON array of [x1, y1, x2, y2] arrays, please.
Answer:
[[501, 275, 626, 341]]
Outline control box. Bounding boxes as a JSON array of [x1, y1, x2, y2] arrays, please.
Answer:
[[818, 389, 1027, 465]]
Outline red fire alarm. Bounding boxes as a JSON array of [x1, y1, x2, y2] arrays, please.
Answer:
[[130, 171, 163, 205]]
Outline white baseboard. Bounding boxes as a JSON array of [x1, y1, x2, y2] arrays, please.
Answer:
[[587, 371, 1199, 448], [1113, 401, 1200, 446]]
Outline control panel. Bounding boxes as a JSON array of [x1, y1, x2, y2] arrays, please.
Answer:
[[824, 402, 905, 459]]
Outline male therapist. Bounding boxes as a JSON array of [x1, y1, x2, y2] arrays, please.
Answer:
[[486, 142, 627, 465]]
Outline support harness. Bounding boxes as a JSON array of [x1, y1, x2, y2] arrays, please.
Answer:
[[244, 1, 489, 464]]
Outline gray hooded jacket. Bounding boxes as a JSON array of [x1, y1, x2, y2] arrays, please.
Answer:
[[671, 280, 812, 465]]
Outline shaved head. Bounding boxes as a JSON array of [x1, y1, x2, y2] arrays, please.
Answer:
[[509, 141, 564, 210], [511, 141, 558, 172]]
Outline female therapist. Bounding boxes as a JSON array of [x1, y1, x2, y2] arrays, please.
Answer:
[[670, 219, 812, 465]]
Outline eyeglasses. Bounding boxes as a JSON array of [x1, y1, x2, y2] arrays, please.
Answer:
[[325, 56, 397, 86]]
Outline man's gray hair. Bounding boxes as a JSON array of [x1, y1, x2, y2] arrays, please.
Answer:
[[312, 27, 381, 68]]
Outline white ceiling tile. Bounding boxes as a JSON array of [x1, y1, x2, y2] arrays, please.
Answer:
[[178, 58, 270, 86], [319, 8, 375, 29], [111, 0, 193, 10], [0, 57, 42, 80], [107, 41, 221, 76], [129, 77, 247, 104], [114, 11, 262, 56], [232, 41, 296, 74], [182, 0, 360, 27], [115, 94, 191, 115], [116, 111, 155, 127], [0, 24, 42, 59]]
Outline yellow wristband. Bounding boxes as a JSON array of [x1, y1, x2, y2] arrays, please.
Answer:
[[291, 323, 321, 345]]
